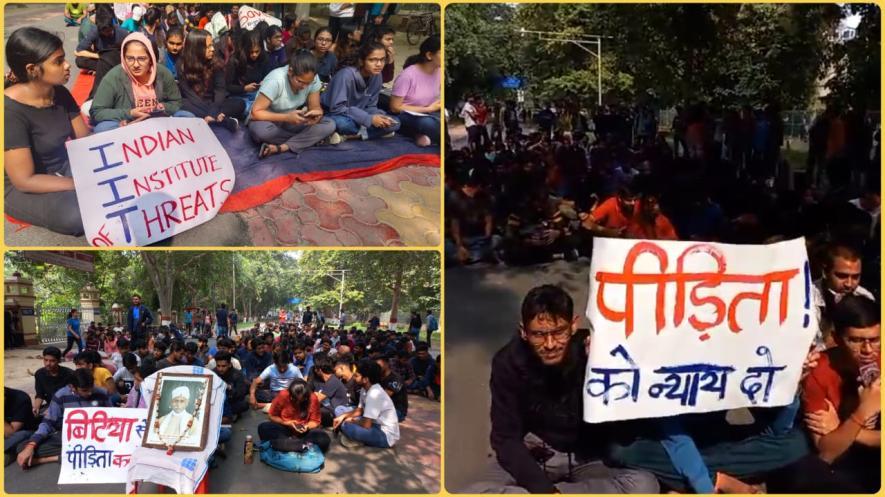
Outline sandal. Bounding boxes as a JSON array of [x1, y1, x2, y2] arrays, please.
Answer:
[[258, 143, 280, 159]]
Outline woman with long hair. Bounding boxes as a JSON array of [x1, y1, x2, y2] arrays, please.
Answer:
[[311, 27, 337, 82], [801, 294, 880, 492], [257, 378, 331, 453], [177, 29, 245, 131], [90, 32, 191, 132], [4, 27, 90, 235], [264, 25, 287, 69], [389, 35, 441, 147], [332, 23, 362, 71], [225, 28, 270, 115], [322, 42, 400, 140]]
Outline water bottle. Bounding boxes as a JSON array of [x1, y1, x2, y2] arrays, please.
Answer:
[[244, 435, 254, 464]]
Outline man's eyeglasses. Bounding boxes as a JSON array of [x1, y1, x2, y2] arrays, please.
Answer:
[[125, 56, 150, 65], [524, 324, 571, 344]]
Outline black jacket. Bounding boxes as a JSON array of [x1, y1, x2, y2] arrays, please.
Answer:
[[219, 368, 249, 404], [126, 305, 153, 336], [489, 329, 604, 493]]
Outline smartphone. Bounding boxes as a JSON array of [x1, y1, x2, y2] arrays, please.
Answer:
[[149, 109, 169, 118]]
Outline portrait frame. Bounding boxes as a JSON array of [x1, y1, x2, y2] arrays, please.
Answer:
[[141, 372, 213, 452]]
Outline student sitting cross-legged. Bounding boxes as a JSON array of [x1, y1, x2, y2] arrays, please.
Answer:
[[248, 50, 337, 159], [332, 359, 400, 449]]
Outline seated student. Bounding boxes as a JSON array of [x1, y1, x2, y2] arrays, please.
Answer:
[[391, 349, 416, 391], [580, 184, 639, 238], [225, 29, 271, 116], [177, 29, 245, 131], [16, 369, 111, 469], [248, 51, 337, 159], [125, 364, 156, 409], [207, 337, 242, 370], [363, 25, 396, 85], [311, 356, 351, 426], [74, 351, 113, 392], [90, 32, 191, 132], [183, 342, 204, 367], [258, 379, 331, 453], [322, 42, 401, 140], [250, 350, 304, 410], [332, 24, 362, 71], [65, 3, 87, 26], [624, 186, 677, 240], [376, 355, 408, 421], [800, 295, 880, 493], [294, 342, 315, 378], [4, 28, 91, 236], [160, 26, 184, 82], [284, 24, 314, 60], [138, 7, 165, 49], [333, 360, 400, 448], [112, 352, 139, 400], [311, 27, 338, 83], [5, 387, 39, 465], [213, 352, 250, 422], [264, 25, 287, 69], [33, 347, 75, 416], [244, 339, 273, 380], [334, 355, 361, 411], [156, 341, 185, 370], [74, 7, 128, 72], [389, 36, 440, 147], [195, 336, 214, 365], [407, 343, 434, 393], [281, 14, 300, 45]]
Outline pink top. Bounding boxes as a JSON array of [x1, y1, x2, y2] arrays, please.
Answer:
[[391, 64, 440, 108]]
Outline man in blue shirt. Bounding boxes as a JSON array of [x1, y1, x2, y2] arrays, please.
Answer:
[[15, 369, 111, 469], [425, 309, 439, 345], [127, 294, 153, 344]]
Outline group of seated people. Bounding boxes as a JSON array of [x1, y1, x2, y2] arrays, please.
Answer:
[[4, 3, 440, 236], [5, 316, 441, 469]]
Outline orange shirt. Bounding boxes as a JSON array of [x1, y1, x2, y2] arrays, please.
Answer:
[[589, 197, 632, 230], [626, 214, 678, 240], [802, 350, 880, 414], [269, 391, 322, 425]]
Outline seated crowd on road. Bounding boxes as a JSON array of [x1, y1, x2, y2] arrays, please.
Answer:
[[448, 97, 880, 493], [446, 98, 880, 278], [4, 3, 441, 236], [5, 300, 442, 470]]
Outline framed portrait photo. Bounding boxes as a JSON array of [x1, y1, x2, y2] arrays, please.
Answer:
[[142, 372, 213, 452]]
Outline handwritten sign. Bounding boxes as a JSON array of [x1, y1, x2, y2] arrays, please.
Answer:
[[66, 118, 235, 246], [59, 407, 148, 484], [238, 6, 281, 31], [583, 238, 817, 423]]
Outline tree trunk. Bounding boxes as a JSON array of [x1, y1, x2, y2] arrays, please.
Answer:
[[389, 260, 403, 326], [141, 253, 174, 322]]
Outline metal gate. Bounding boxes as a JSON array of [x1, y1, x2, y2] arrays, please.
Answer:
[[35, 305, 79, 344]]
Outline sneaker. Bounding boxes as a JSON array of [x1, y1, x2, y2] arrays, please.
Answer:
[[358, 126, 369, 141], [382, 132, 396, 139], [416, 134, 431, 147], [328, 132, 342, 145], [338, 431, 362, 449]]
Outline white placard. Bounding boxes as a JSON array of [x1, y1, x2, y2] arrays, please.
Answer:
[[238, 6, 282, 31], [59, 407, 148, 484], [66, 118, 235, 246], [584, 238, 817, 423]]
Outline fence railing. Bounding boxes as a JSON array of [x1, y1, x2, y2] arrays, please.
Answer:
[[36, 305, 79, 344]]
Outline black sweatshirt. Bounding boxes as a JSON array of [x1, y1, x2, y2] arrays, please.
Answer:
[[489, 329, 604, 493]]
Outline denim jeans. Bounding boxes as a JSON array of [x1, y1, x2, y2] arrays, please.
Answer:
[[217, 325, 228, 338], [340, 420, 390, 448], [328, 114, 401, 139], [334, 405, 356, 417], [398, 112, 440, 144], [93, 110, 196, 133]]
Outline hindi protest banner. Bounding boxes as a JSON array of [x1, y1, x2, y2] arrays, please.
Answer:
[[66, 118, 236, 246], [59, 407, 148, 484], [238, 5, 281, 31], [583, 238, 817, 423]]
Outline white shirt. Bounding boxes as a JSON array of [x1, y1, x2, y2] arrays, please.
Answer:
[[849, 198, 880, 238], [206, 356, 242, 371], [812, 278, 876, 347], [329, 3, 355, 18], [460, 102, 477, 128], [359, 383, 400, 447]]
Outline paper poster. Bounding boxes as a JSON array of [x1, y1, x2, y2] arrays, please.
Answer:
[[583, 238, 817, 423], [66, 118, 236, 246], [238, 6, 282, 31], [59, 407, 148, 484]]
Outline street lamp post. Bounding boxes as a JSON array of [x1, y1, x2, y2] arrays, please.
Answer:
[[519, 29, 612, 107]]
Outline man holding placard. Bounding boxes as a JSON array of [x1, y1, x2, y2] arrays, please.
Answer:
[[467, 285, 660, 494]]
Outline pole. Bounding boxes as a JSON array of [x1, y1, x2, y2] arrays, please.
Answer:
[[338, 271, 345, 320], [232, 253, 236, 311], [597, 38, 603, 107]]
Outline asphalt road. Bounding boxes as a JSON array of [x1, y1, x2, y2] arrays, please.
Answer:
[[4, 4, 79, 92], [443, 260, 593, 492]]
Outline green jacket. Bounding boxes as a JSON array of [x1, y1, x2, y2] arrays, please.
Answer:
[[90, 64, 182, 123]]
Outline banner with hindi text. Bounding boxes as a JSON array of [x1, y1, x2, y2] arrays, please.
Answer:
[[59, 407, 148, 484], [584, 238, 817, 423]]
